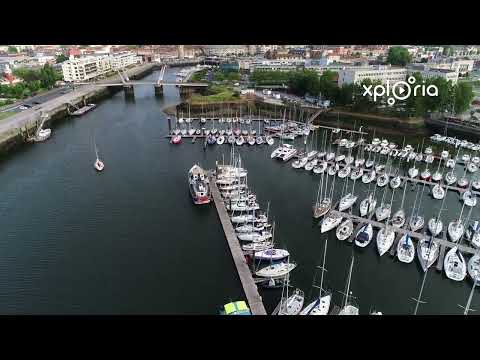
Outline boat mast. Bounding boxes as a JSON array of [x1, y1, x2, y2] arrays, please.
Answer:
[[411, 264, 429, 315], [342, 255, 355, 309], [458, 280, 477, 315]]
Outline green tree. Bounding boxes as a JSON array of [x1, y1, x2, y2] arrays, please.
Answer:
[[7, 46, 18, 53], [386, 46, 412, 66], [454, 82, 475, 114], [55, 54, 69, 63]]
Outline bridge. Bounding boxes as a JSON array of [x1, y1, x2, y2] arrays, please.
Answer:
[[76, 66, 208, 97]]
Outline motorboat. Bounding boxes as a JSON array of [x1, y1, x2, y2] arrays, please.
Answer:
[[444, 247, 467, 282], [355, 223, 373, 248], [428, 218, 443, 236], [409, 215, 425, 232], [463, 191, 477, 207], [431, 184, 445, 200], [390, 176, 401, 189], [376, 226, 395, 256], [254, 249, 290, 261], [375, 204, 391, 222], [338, 166, 351, 178], [94, 158, 104, 172], [338, 193, 357, 212], [362, 170, 376, 184], [467, 254, 480, 283], [391, 209, 406, 228], [336, 219, 354, 241], [417, 237, 439, 272], [188, 164, 211, 205], [396, 234, 415, 263], [447, 219, 464, 243], [320, 212, 343, 233], [277, 289, 305, 316], [256, 262, 296, 278], [377, 174, 389, 187]]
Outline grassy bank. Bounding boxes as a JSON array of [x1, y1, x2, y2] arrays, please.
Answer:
[[189, 85, 241, 104]]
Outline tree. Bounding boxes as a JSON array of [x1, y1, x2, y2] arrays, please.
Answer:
[[454, 82, 475, 114], [386, 46, 412, 66], [7, 46, 18, 53], [56, 54, 69, 63]]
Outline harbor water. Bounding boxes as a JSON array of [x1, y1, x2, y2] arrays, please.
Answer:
[[0, 68, 478, 314]]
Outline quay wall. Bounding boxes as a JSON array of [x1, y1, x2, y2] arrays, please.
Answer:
[[0, 63, 156, 156]]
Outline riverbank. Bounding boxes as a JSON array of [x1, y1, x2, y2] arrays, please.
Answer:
[[0, 63, 156, 156]]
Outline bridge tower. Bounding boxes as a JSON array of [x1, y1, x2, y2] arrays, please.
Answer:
[[154, 65, 166, 97], [117, 69, 135, 99]]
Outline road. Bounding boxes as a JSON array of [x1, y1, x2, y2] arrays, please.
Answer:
[[1, 86, 74, 113]]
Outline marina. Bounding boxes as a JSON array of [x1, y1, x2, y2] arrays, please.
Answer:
[[0, 66, 479, 315]]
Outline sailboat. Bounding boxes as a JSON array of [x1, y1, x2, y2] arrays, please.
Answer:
[[321, 212, 343, 233], [355, 223, 373, 248], [467, 254, 480, 283], [93, 137, 104, 172], [375, 175, 394, 222], [277, 285, 304, 315], [313, 172, 332, 218], [300, 239, 332, 315], [428, 187, 447, 236], [391, 178, 408, 228], [409, 182, 427, 232], [336, 218, 354, 241], [338, 175, 358, 212], [466, 221, 480, 248], [338, 255, 359, 315], [417, 236, 439, 272], [444, 246, 467, 281], [396, 234, 415, 263], [360, 191, 377, 217], [448, 193, 468, 242]]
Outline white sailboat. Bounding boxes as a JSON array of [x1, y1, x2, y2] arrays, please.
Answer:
[[336, 218, 354, 241], [444, 247, 467, 282], [93, 137, 104, 172], [354, 223, 373, 248], [396, 234, 415, 263], [321, 212, 343, 233], [467, 254, 480, 283]]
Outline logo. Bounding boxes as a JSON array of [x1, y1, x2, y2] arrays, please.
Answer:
[[362, 76, 438, 105]]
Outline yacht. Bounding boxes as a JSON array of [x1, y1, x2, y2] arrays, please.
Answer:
[[375, 203, 391, 222], [355, 223, 373, 248], [444, 247, 467, 282], [391, 209, 406, 228], [428, 218, 443, 237], [447, 219, 464, 243], [188, 164, 211, 205], [338, 193, 357, 212], [360, 194, 377, 217], [277, 288, 305, 316], [242, 242, 273, 252], [237, 230, 272, 242], [254, 249, 290, 261], [396, 234, 415, 263], [410, 215, 425, 232]]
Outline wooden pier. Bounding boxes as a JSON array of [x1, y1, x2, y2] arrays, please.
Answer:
[[209, 175, 267, 315]]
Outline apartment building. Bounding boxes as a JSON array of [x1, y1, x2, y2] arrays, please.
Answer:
[[428, 58, 474, 76], [61, 52, 141, 82], [337, 65, 408, 87], [407, 64, 458, 84]]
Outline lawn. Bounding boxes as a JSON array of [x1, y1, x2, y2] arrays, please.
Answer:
[[0, 111, 16, 121], [189, 85, 241, 104]]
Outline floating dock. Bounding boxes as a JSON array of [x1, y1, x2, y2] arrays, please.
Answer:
[[209, 174, 267, 315], [71, 103, 96, 116]]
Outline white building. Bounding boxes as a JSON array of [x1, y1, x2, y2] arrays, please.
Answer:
[[407, 64, 458, 84], [61, 55, 111, 82], [428, 59, 474, 76], [61, 52, 141, 82], [250, 60, 303, 72], [109, 51, 141, 70], [337, 66, 408, 87]]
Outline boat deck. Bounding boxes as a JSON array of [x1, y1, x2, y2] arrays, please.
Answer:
[[209, 174, 267, 315]]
